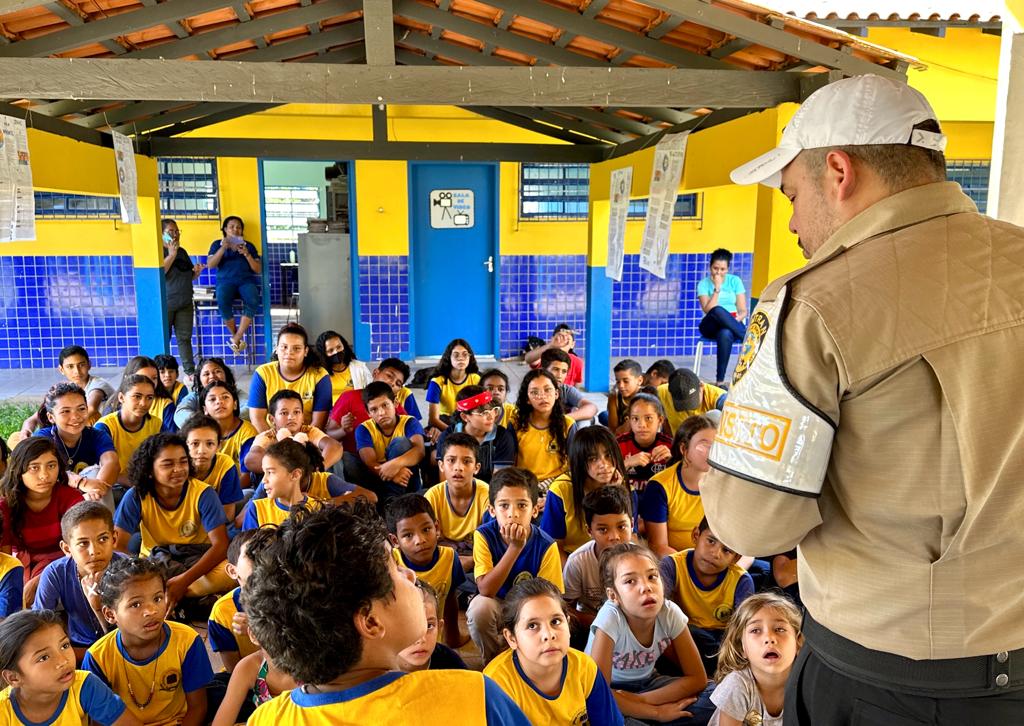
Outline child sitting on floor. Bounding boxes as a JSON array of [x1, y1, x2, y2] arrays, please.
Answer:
[[617, 393, 673, 497], [180, 414, 244, 522], [84, 557, 214, 725], [469, 468, 564, 664], [540, 348, 598, 423], [386, 494, 466, 649], [354, 381, 427, 501], [511, 370, 577, 499], [423, 432, 490, 572], [243, 390, 342, 475], [242, 440, 325, 530], [397, 580, 469, 672], [155, 354, 189, 406], [662, 517, 754, 677], [207, 529, 264, 673], [426, 339, 482, 434], [0, 609, 134, 726], [605, 359, 645, 433], [33, 502, 125, 660], [242, 502, 530, 724]]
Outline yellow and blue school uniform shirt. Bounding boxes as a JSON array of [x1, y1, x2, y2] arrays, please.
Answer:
[[512, 413, 578, 483], [218, 419, 258, 473], [484, 648, 623, 726], [248, 362, 333, 424], [247, 670, 529, 725], [540, 474, 596, 554], [207, 586, 258, 660], [657, 382, 725, 435], [638, 462, 705, 551], [113, 479, 227, 557], [95, 411, 168, 473], [252, 471, 354, 503], [425, 373, 481, 416], [242, 495, 323, 530], [168, 380, 188, 406], [394, 386, 423, 420], [355, 415, 425, 462], [0, 551, 23, 618], [196, 452, 244, 507], [392, 544, 465, 606], [496, 401, 517, 428], [328, 367, 353, 403], [0, 670, 126, 726], [473, 519, 564, 599], [661, 549, 753, 630], [82, 621, 213, 726], [150, 396, 178, 432], [424, 479, 490, 546], [34, 426, 116, 475]]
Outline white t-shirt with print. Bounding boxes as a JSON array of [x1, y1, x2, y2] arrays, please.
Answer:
[[584, 598, 687, 684], [709, 667, 783, 726]]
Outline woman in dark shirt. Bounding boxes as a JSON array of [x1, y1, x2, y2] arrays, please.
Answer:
[[162, 219, 203, 376], [207, 215, 262, 355]]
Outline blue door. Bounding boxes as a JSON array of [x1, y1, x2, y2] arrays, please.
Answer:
[[410, 163, 496, 356]]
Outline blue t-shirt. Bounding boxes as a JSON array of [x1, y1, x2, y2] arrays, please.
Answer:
[[34, 426, 116, 473], [697, 273, 745, 314], [34, 554, 127, 647], [0, 563, 23, 618], [209, 238, 261, 285]]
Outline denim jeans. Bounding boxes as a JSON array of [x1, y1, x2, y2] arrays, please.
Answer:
[[698, 306, 747, 382]]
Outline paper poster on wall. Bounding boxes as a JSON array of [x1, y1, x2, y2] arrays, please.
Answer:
[[112, 132, 141, 224], [606, 166, 632, 281], [639, 131, 689, 279], [429, 189, 474, 228], [0, 115, 35, 242]]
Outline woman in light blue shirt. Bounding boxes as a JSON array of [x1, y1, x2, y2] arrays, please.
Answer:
[[696, 248, 748, 386]]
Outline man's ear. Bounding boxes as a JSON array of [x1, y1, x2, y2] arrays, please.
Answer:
[[353, 602, 387, 643]]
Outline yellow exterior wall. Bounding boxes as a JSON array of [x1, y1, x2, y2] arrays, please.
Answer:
[[354, 160, 409, 255]]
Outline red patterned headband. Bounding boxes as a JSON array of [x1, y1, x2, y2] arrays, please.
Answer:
[[456, 390, 494, 412]]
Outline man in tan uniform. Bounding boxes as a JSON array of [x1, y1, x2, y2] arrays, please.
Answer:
[[703, 74, 1024, 724]]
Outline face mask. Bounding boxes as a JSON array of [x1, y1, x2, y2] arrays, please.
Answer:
[[326, 353, 345, 366]]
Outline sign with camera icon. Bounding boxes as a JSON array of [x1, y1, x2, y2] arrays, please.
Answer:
[[429, 189, 474, 229]]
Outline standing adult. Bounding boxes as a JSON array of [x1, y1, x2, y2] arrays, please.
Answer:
[[162, 219, 203, 377], [207, 215, 262, 354], [696, 248, 747, 387], [703, 75, 1024, 723]]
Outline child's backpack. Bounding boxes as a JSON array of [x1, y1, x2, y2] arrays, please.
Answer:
[[409, 366, 435, 389], [522, 336, 546, 355]]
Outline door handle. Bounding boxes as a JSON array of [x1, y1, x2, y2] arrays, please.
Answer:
[[483, 255, 494, 273]]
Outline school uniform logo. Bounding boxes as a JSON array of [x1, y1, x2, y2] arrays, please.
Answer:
[[160, 670, 181, 692], [714, 603, 735, 623], [572, 710, 590, 725], [179, 520, 199, 538], [732, 310, 770, 385]]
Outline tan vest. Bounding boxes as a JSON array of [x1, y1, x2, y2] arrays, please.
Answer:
[[705, 182, 1024, 659]]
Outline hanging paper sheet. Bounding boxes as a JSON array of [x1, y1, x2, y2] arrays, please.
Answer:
[[606, 166, 633, 281], [639, 132, 689, 279], [112, 131, 141, 224], [0, 115, 35, 242]]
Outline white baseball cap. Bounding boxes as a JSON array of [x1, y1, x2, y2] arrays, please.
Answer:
[[729, 74, 947, 188]]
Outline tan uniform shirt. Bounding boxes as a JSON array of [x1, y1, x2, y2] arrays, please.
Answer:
[[703, 182, 1024, 660]]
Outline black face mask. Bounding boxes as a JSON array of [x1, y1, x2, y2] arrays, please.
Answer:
[[326, 353, 345, 366]]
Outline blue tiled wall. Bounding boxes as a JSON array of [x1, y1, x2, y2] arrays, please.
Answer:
[[499, 255, 588, 359], [611, 252, 753, 357], [358, 256, 410, 359], [264, 242, 298, 305], [0, 256, 138, 369]]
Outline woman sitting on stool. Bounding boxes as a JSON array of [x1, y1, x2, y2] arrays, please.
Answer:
[[207, 215, 262, 355], [696, 248, 747, 388]]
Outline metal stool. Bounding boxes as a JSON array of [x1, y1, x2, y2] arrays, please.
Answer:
[[692, 336, 717, 380]]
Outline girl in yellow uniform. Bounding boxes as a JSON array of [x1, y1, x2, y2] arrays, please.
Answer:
[[83, 557, 213, 726], [94, 376, 168, 478], [241, 439, 323, 530], [247, 323, 332, 432], [119, 356, 178, 432], [639, 415, 718, 559], [540, 425, 630, 559], [314, 330, 371, 405], [180, 414, 244, 521], [202, 380, 257, 490], [425, 338, 481, 433], [484, 577, 623, 726], [112, 433, 231, 607], [0, 610, 135, 726], [511, 369, 577, 495]]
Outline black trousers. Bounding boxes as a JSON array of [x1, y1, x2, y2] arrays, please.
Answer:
[[785, 644, 1024, 725]]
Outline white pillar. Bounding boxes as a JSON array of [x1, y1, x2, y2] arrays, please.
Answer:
[[989, 12, 1024, 222]]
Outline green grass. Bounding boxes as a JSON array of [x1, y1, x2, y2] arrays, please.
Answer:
[[0, 402, 38, 441]]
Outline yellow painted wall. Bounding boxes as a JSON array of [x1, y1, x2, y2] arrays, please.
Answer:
[[353, 160, 409, 255]]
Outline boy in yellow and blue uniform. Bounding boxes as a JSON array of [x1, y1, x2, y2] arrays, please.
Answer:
[[354, 381, 426, 502], [0, 545, 23, 618], [207, 530, 263, 673], [155, 354, 189, 406], [386, 494, 466, 649], [243, 502, 529, 725], [469, 468, 564, 664], [660, 517, 753, 675]]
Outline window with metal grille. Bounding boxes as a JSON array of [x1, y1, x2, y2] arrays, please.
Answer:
[[519, 163, 590, 220], [946, 160, 990, 214], [626, 192, 700, 220], [264, 186, 321, 245], [34, 191, 120, 219], [158, 157, 219, 219]]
